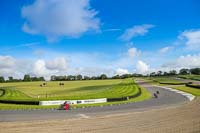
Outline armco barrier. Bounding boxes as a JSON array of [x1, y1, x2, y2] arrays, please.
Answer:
[[39, 98, 107, 106], [0, 100, 39, 105], [107, 87, 141, 102], [185, 84, 200, 89]]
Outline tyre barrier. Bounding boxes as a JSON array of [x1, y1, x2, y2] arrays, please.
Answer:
[[0, 100, 39, 105], [185, 84, 200, 89], [107, 87, 141, 102], [159, 82, 186, 85]]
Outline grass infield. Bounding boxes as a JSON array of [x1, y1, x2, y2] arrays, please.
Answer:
[[0, 79, 152, 110]]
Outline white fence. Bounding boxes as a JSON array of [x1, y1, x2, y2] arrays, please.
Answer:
[[39, 98, 107, 106]]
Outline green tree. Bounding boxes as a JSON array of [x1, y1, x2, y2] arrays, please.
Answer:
[[67, 75, 76, 80], [8, 76, 13, 82], [84, 76, 90, 80], [100, 74, 107, 79], [169, 70, 177, 75], [0, 76, 5, 82], [179, 68, 190, 75], [50, 75, 56, 81], [163, 72, 169, 76], [190, 68, 200, 75], [23, 74, 31, 81], [76, 75, 83, 80], [150, 72, 156, 77], [39, 77, 45, 81], [157, 71, 162, 76], [112, 75, 120, 79]]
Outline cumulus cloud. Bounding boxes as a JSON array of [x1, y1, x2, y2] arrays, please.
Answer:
[[0, 54, 70, 79], [119, 24, 154, 41], [127, 47, 140, 58], [162, 54, 200, 68], [136, 60, 149, 74], [71, 67, 114, 77], [115, 68, 129, 75], [0, 56, 16, 78], [33, 60, 50, 77], [46, 57, 68, 70], [179, 29, 200, 50], [0, 56, 31, 78], [21, 0, 100, 41], [0, 56, 15, 68], [32, 57, 69, 78]]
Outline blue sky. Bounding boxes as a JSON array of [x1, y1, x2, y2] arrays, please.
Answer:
[[0, 0, 200, 79]]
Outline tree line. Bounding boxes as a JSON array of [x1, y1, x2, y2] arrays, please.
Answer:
[[50, 73, 142, 81], [0, 67, 200, 83], [0, 74, 45, 83], [149, 68, 200, 77]]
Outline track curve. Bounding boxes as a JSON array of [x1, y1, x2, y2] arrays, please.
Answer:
[[0, 80, 189, 122]]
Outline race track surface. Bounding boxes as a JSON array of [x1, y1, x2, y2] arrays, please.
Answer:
[[0, 80, 189, 122], [1, 98, 200, 133]]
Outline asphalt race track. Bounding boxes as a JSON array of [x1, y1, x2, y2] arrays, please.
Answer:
[[0, 80, 189, 122]]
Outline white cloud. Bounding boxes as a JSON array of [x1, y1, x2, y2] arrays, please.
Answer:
[[162, 54, 200, 68], [72, 67, 114, 77], [127, 47, 140, 58], [0, 56, 31, 78], [159, 46, 173, 54], [115, 68, 129, 75], [0, 56, 15, 68], [21, 0, 100, 41], [0, 56, 16, 78], [33, 60, 50, 77], [46, 57, 68, 70], [32, 57, 69, 79], [119, 24, 154, 41], [179, 29, 200, 50], [136, 60, 149, 74]]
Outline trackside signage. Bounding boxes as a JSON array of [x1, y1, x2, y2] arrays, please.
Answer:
[[39, 98, 107, 106]]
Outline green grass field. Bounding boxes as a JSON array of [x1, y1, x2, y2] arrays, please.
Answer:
[[0, 85, 151, 110], [178, 75, 200, 81], [171, 86, 200, 96], [0, 79, 140, 101], [149, 77, 186, 85], [0, 79, 152, 110]]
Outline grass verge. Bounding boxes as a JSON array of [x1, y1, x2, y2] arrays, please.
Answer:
[[178, 75, 200, 81], [151, 77, 186, 85], [171, 85, 200, 96], [0, 84, 151, 110], [0, 79, 140, 101]]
